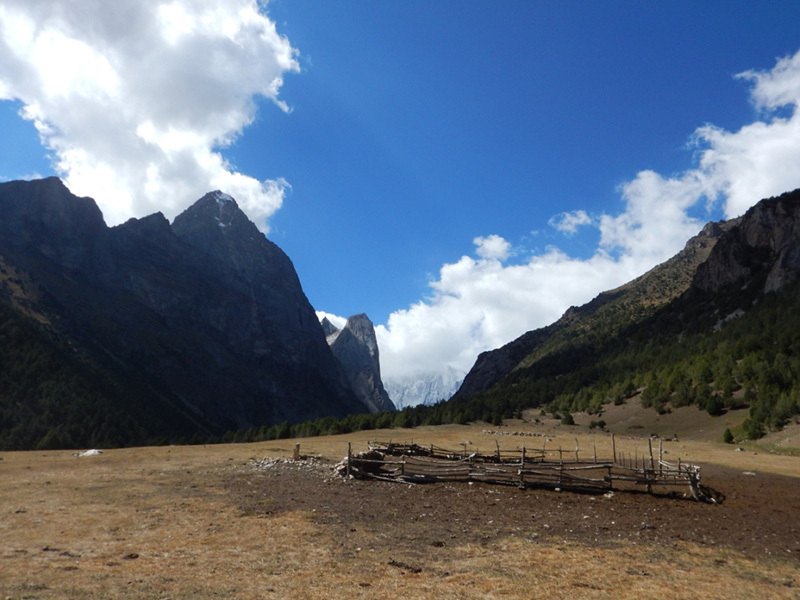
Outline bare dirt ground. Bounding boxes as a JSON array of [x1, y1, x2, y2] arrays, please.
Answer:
[[2, 426, 799, 599], [231, 459, 800, 563]]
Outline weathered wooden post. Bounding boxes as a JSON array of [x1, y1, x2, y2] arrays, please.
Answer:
[[612, 434, 617, 465], [346, 442, 352, 479]]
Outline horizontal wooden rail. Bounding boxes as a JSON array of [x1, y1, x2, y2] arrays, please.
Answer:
[[342, 438, 711, 501]]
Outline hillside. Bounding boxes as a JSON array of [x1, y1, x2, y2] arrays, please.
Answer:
[[454, 219, 735, 401], [446, 188, 800, 439]]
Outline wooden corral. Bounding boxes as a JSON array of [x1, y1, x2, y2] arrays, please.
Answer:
[[338, 437, 715, 502]]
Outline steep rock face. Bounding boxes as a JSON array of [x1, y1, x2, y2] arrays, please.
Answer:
[[692, 189, 800, 294], [0, 178, 367, 440], [0, 177, 106, 272], [325, 314, 395, 413]]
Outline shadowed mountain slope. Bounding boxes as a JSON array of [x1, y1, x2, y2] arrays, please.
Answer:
[[0, 178, 366, 449]]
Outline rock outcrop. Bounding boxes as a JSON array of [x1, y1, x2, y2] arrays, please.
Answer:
[[324, 313, 395, 413], [692, 188, 800, 295]]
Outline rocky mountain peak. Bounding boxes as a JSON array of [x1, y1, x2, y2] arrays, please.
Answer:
[[321, 317, 341, 340], [171, 190, 255, 243], [171, 191, 303, 293], [340, 313, 380, 359], [326, 313, 395, 413]]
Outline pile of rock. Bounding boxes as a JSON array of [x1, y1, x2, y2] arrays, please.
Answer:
[[482, 429, 545, 437]]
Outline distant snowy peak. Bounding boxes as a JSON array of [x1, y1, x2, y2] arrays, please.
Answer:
[[383, 367, 465, 409]]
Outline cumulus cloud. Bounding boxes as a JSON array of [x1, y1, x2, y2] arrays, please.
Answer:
[[375, 242, 643, 380], [548, 210, 592, 235], [375, 48, 800, 384], [473, 234, 511, 260], [0, 0, 298, 231]]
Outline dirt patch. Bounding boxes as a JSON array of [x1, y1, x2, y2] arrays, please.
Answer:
[[229, 457, 800, 564]]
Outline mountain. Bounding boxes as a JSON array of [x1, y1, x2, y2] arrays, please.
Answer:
[[383, 368, 465, 409], [454, 218, 737, 402], [323, 314, 395, 413], [0, 178, 367, 449], [447, 188, 800, 438]]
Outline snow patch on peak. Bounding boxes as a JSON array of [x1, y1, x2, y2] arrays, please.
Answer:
[[212, 191, 235, 206]]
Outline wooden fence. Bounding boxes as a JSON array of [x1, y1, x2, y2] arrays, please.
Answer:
[[339, 438, 712, 502]]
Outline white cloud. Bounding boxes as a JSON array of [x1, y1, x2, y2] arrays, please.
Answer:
[[0, 0, 298, 231], [375, 240, 643, 380], [376, 48, 800, 385], [548, 209, 592, 235], [473, 234, 511, 260]]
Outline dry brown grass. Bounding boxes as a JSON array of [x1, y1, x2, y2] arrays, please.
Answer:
[[1, 422, 798, 599]]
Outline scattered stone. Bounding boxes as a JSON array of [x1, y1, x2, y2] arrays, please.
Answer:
[[482, 429, 545, 437], [250, 455, 324, 472]]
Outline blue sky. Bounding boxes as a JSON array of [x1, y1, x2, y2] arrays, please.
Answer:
[[2, 1, 800, 383], [243, 0, 770, 320]]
